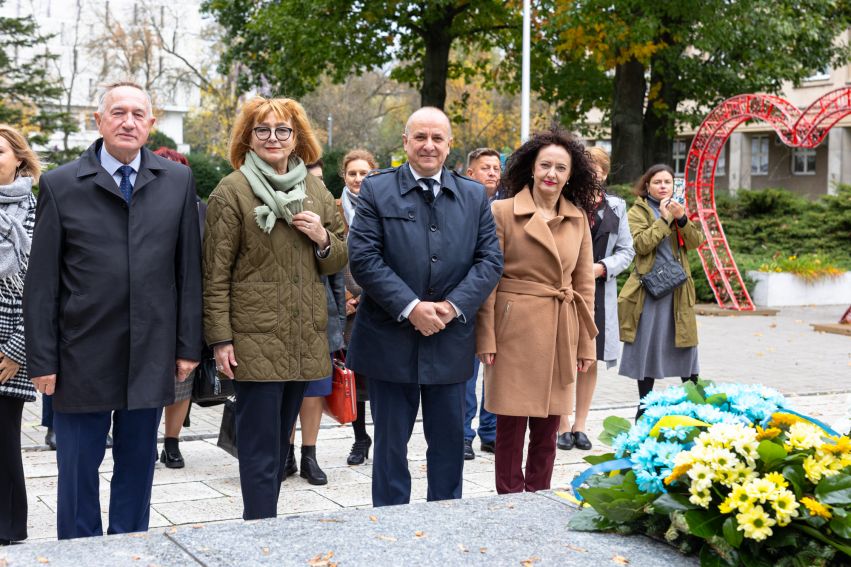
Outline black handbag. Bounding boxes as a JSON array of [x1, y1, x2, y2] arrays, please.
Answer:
[[216, 398, 238, 459], [639, 258, 687, 298], [191, 351, 235, 407]]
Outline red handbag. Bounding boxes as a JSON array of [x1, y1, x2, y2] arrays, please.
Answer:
[[323, 352, 357, 424]]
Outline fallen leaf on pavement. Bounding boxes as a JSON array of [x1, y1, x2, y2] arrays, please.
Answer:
[[457, 544, 469, 553], [612, 555, 629, 565], [369, 515, 378, 522], [566, 544, 587, 552], [318, 518, 342, 523], [36, 558, 49, 564], [414, 531, 425, 538], [131, 556, 140, 561], [261, 547, 270, 556], [521, 556, 541, 566], [168, 527, 178, 534], [480, 548, 488, 554], [769, 323, 777, 328], [753, 332, 763, 337], [377, 535, 397, 542], [307, 551, 336, 567], [191, 524, 204, 529]]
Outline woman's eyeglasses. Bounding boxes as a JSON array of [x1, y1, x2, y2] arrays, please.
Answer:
[[253, 126, 293, 142]]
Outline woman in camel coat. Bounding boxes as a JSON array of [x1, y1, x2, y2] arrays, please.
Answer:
[[476, 128, 598, 494]]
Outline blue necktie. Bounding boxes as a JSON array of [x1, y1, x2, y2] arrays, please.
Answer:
[[117, 165, 134, 204]]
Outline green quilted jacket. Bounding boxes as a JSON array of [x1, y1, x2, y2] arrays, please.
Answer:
[[202, 170, 347, 381]]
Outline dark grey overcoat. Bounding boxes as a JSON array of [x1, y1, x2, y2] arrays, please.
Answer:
[[24, 140, 203, 413]]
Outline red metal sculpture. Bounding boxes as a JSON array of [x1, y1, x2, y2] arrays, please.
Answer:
[[684, 88, 851, 310]]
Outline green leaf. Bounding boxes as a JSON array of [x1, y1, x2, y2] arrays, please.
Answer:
[[567, 507, 616, 531], [683, 381, 706, 404], [699, 543, 729, 567], [782, 465, 806, 498], [829, 511, 851, 539], [685, 509, 725, 539], [722, 516, 743, 548], [705, 393, 728, 407], [598, 416, 631, 447], [583, 452, 616, 465], [652, 492, 698, 515], [794, 523, 851, 559], [757, 440, 787, 469], [815, 473, 851, 505]]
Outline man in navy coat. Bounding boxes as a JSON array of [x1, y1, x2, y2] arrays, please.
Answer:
[[347, 107, 503, 506], [24, 82, 202, 539]]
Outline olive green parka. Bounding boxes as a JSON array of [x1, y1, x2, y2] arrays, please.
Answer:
[[203, 170, 347, 381], [617, 196, 705, 348]]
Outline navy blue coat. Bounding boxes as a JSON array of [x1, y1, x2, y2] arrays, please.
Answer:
[[24, 140, 203, 413], [346, 164, 503, 385]]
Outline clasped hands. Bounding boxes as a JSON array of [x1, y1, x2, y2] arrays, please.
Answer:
[[409, 300, 456, 337]]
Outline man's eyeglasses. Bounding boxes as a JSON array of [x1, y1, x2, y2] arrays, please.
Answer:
[[253, 126, 293, 142]]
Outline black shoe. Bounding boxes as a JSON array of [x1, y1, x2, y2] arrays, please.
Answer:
[[160, 447, 185, 469], [284, 444, 298, 478], [300, 445, 327, 486], [572, 431, 592, 450], [45, 428, 56, 451], [480, 440, 495, 454], [106, 434, 113, 449], [556, 432, 574, 450], [347, 436, 372, 466], [464, 438, 475, 460], [0, 539, 10, 546]]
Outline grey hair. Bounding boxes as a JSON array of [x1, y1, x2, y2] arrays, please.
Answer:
[[404, 106, 452, 138], [97, 81, 153, 116]]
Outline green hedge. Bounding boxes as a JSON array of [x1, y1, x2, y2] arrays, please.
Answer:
[[187, 153, 232, 200], [610, 185, 851, 303]]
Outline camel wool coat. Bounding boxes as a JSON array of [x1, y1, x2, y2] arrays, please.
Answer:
[[476, 188, 597, 418]]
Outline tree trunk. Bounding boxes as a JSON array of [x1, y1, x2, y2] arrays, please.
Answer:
[[419, 12, 454, 109], [643, 36, 684, 169], [610, 58, 646, 185]]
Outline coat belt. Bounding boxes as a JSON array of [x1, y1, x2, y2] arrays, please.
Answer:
[[497, 278, 597, 385]]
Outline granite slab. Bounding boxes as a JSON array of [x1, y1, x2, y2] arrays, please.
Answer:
[[1, 492, 698, 566]]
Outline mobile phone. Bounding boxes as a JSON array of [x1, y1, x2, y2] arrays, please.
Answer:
[[672, 178, 686, 205]]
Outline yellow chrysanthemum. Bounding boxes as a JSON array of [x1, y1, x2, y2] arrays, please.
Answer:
[[764, 471, 788, 489], [728, 484, 754, 512], [718, 496, 736, 515], [770, 490, 799, 526], [822, 436, 851, 455], [769, 413, 803, 428], [756, 425, 781, 441], [744, 477, 777, 504], [665, 462, 693, 485], [736, 505, 776, 541], [800, 496, 832, 520], [785, 422, 825, 452], [687, 462, 714, 490], [688, 485, 712, 508]]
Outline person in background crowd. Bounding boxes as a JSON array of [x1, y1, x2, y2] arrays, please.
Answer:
[[477, 127, 598, 494], [153, 147, 206, 469], [347, 107, 503, 506], [460, 147, 502, 460], [203, 97, 346, 520], [617, 164, 705, 420], [556, 147, 634, 451], [337, 149, 378, 466], [25, 82, 202, 539], [283, 159, 347, 486], [0, 124, 39, 545]]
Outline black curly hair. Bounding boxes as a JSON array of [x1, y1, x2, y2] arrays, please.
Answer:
[[502, 127, 601, 215]]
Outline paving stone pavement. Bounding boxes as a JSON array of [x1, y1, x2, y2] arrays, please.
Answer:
[[12, 305, 851, 544]]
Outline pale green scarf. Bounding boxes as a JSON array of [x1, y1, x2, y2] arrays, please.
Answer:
[[240, 151, 307, 232]]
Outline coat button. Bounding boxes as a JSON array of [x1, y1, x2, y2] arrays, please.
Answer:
[[431, 255, 437, 263], [430, 224, 437, 232], [427, 287, 435, 295], [293, 275, 299, 283], [408, 212, 415, 219], [293, 309, 299, 316]]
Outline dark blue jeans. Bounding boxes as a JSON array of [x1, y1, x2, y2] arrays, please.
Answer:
[[464, 358, 495, 443]]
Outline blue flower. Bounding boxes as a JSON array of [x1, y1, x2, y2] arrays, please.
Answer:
[[635, 468, 667, 493]]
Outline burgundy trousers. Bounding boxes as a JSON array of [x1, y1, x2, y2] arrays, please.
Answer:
[[494, 414, 560, 494]]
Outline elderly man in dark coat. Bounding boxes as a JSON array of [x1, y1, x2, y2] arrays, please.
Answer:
[[24, 82, 202, 539], [346, 107, 503, 507]]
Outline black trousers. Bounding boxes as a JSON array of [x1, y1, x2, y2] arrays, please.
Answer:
[[233, 380, 307, 520], [0, 396, 27, 542]]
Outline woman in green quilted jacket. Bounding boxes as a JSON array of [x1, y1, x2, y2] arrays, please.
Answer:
[[202, 97, 347, 521], [617, 164, 705, 420]]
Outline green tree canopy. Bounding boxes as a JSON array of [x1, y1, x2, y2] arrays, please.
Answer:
[[202, 0, 521, 109], [0, 0, 71, 145], [533, 0, 851, 184]]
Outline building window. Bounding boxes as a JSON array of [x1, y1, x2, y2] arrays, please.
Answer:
[[715, 147, 726, 177], [595, 140, 611, 154], [791, 147, 816, 175], [804, 68, 830, 82], [672, 139, 687, 176], [751, 135, 769, 175]]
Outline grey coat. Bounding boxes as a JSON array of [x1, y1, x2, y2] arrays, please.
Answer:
[[598, 194, 634, 366]]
